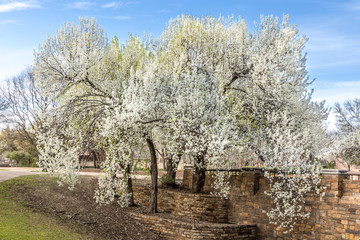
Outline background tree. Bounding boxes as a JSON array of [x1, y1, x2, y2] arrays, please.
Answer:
[[6, 150, 34, 167], [0, 126, 37, 166], [0, 97, 8, 121], [334, 99, 360, 133], [329, 99, 360, 170], [0, 69, 55, 162]]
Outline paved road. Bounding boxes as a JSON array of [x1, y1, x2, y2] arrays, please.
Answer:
[[0, 167, 151, 183], [0, 167, 42, 182]]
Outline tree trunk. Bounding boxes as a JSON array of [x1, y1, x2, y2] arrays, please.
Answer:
[[125, 164, 135, 206], [165, 157, 177, 187], [166, 162, 176, 180], [192, 167, 206, 193], [146, 138, 158, 213], [163, 154, 167, 171], [192, 155, 206, 193], [92, 150, 99, 169], [93, 149, 106, 169]]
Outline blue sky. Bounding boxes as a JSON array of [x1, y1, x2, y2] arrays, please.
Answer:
[[1, 0, 360, 128]]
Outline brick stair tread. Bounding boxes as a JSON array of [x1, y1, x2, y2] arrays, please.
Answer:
[[129, 210, 255, 228]]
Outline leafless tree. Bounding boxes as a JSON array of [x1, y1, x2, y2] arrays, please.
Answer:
[[334, 98, 360, 134], [331, 99, 360, 170], [0, 97, 8, 121], [0, 68, 56, 152]]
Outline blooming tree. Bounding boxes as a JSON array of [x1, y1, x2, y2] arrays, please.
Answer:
[[228, 15, 327, 231], [36, 114, 80, 189], [155, 14, 327, 230], [33, 15, 329, 231], [173, 73, 243, 193], [150, 15, 251, 192], [95, 104, 141, 207], [116, 70, 169, 212], [33, 18, 150, 209]]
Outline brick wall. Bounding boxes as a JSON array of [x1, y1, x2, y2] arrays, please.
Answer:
[[129, 212, 257, 240], [183, 168, 360, 239], [133, 186, 229, 223]]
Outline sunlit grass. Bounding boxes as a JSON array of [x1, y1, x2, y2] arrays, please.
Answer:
[[0, 175, 89, 240]]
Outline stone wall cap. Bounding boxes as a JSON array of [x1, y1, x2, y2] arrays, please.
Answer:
[[321, 169, 349, 175]]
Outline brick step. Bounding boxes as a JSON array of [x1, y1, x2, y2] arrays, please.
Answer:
[[134, 186, 228, 223], [129, 211, 257, 240]]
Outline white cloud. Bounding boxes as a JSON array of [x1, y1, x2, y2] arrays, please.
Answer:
[[300, 19, 360, 71], [0, 19, 17, 25], [113, 15, 131, 20], [305, 28, 360, 54], [312, 81, 360, 106], [0, 1, 40, 12], [307, 57, 360, 70], [101, 1, 138, 9], [158, 9, 170, 13], [67, 1, 96, 10], [102, 2, 118, 8], [333, 81, 360, 88]]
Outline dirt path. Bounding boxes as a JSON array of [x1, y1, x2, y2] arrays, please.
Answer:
[[0, 167, 42, 182]]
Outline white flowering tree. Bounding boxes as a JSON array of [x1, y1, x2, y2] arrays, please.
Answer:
[[167, 72, 239, 193], [95, 104, 141, 207], [118, 69, 169, 212], [35, 113, 81, 189], [33, 18, 150, 209], [226, 15, 327, 231], [150, 15, 251, 192], [33, 15, 328, 231], [155, 14, 327, 230]]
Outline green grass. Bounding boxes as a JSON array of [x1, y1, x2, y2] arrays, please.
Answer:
[[0, 175, 88, 240], [0, 169, 7, 171]]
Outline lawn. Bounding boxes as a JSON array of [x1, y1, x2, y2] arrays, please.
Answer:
[[0, 175, 159, 240], [0, 176, 92, 240]]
